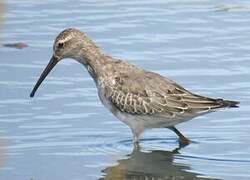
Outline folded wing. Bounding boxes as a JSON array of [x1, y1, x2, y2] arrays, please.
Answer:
[[104, 70, 239, 118]]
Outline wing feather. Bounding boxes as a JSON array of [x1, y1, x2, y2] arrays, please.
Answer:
[[102, 69, 238, 117]]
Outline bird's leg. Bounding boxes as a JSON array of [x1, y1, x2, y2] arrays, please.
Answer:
[[132, 131, 140, 149], [169, 126, 190, 147], [133, 133, 139, 145]]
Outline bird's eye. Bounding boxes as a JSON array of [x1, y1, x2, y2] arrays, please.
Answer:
[[57, 42, 64, 49]]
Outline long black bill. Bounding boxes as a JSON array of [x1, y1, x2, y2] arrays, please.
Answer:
[[30, 56, 58, 97]]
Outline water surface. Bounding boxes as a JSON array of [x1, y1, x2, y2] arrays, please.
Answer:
[[0, 0, 250, 179]]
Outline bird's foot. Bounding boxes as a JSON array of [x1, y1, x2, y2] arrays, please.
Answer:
[[178, 136, 190, 148]]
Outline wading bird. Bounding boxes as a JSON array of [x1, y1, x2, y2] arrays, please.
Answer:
[[30, 28, 239, 147]]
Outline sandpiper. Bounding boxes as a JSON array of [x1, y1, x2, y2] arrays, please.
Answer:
[[30, 28, 239, 147]]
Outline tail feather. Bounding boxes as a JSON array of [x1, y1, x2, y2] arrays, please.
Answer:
[[216, 99, 240, 108]]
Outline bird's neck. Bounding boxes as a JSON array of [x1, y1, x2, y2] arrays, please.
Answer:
[[75, 46, 106, 80]]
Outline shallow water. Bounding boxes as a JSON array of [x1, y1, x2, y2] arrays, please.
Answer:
[[0, 0, 250, 179]]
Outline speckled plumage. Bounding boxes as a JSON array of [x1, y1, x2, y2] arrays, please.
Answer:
[[30, 28, 239, 147]]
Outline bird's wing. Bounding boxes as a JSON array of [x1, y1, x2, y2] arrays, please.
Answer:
[[104, 70, 237, 117]]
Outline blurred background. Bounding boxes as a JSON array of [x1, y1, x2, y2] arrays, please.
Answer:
[[0, 0, 250, 179]]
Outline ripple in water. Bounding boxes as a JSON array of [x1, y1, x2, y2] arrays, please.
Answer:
[[1, 0, 250, 180]]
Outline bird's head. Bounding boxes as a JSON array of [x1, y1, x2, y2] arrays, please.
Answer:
[[53, 28, 96, 60], [30, 28, 99, 97]]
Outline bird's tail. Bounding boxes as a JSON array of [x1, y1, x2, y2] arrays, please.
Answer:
[[216, 99, 240, 108]]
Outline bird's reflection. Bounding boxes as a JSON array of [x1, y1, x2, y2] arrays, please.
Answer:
[[100, 147, 219, 180]]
